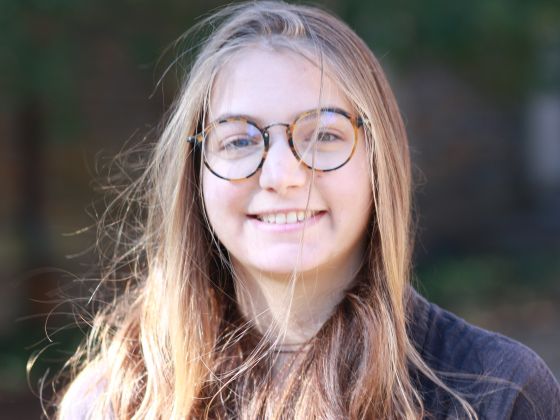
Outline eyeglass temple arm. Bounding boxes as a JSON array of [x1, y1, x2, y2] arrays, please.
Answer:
[[186, 134, 204, 144]]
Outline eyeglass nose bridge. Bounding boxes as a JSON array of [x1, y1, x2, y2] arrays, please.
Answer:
[[261, 122, 291, 141], [260, 121, 301, 163]]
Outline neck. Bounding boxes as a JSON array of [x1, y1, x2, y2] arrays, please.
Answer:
[[233, 250, 364, 346]]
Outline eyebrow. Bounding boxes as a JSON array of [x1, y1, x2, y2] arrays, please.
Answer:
[[210, 106, 353, 126]]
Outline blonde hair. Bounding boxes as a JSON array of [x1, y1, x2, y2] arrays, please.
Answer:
[[52, 2, 480, 418]]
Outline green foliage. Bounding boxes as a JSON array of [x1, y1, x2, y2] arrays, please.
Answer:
[[0, 321, 84, 393], [338, 0, 560, 99], [416, 249, 560, 310], [0, 0, 206, 142]]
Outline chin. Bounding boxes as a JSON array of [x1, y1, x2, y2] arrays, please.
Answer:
[[246, 255, 327, 277]]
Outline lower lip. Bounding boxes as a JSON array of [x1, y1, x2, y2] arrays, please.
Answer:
[[247, 211, 326, 232]]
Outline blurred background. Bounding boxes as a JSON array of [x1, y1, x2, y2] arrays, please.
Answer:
[[1, 0, 559, 417]]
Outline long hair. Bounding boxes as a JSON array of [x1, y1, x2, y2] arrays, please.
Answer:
[[54, 2, 478, 419]]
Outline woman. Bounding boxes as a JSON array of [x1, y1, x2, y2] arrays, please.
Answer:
[[55, 2, 560, 419]]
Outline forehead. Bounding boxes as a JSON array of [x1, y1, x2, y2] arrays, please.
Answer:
[[208, 47, 352, 123]]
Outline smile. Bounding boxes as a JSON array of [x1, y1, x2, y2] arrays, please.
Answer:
[[252, 210, 322, 225]]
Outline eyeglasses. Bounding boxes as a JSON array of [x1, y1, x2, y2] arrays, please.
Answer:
[[186, 107, 363, 181]]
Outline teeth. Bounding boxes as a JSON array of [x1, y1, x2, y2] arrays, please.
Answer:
[[286, 212, 297, 223], [257, 211, 318, 224]]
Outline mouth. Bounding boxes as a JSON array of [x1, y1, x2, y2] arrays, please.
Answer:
[[248, 210, 325, 225]]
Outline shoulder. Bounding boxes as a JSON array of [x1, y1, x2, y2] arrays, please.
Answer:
[[407, 287, 560, 419], [57, 364, 111, 420]]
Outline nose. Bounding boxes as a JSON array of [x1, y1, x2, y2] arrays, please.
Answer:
[[258, 128, 308, 195]]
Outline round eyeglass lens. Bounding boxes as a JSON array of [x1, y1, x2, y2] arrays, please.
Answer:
[[204, 119, 265, 180], [291, 111, 356, 171]]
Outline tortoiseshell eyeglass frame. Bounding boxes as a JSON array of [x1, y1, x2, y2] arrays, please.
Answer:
[[186, 107, 364, 181]]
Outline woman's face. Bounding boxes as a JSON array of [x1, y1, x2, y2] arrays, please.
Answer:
[[203, 47, 373, 278]]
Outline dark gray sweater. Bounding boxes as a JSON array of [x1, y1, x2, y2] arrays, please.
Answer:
[[407, 287, 560, 419]]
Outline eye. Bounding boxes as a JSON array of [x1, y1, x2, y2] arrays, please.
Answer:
[[315, 131, 342, 142], [301, 130, 343, 144], [221, 136, 260, 150]]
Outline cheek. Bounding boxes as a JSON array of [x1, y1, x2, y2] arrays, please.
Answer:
[[351, 143, 374, 211], [202, 170, 248, 233], [327, 154, 373, 230], [202, 172, 222, 232]]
